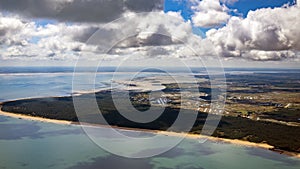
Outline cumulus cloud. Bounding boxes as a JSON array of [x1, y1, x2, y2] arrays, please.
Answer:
[[206, 4, 300, 60], [89, 12, 208, 59], [0, 0, 216, 62], [1, 0, 299, 63], [104, 12, 193, 48], [191, 0, 230, 28], [0, 14, 99, 60], [0, 0, 163, 23], [0, 14, 36, 46], [0, 11, 207, 61]]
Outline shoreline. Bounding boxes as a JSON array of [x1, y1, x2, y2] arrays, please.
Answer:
[[0, 108, 299, 159], [0, 108, 72, 125]]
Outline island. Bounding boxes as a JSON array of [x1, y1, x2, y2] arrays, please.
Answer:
[[1, 72, 299, 157]]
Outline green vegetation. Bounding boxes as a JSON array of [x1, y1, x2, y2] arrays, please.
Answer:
[[262, 108, 300, 123], [1, 72, 300, 154], [1, 89, 300, 153]]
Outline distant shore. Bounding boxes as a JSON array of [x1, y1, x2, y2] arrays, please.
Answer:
[[0, 107, 299, 159]]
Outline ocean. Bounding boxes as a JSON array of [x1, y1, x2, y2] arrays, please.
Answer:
[[0, 67, 300, 169]]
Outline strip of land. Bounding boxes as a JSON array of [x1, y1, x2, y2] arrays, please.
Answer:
[[1, 107, 299, 159]]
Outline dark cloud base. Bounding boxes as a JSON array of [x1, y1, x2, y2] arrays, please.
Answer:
[[0, 0, 164, 23]]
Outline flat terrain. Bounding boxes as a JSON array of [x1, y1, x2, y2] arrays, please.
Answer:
[[1, 71, 300, 154]]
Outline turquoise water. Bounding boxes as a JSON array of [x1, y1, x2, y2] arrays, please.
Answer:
[[0, 116, 299, 169], [0, 67, 300, 168]]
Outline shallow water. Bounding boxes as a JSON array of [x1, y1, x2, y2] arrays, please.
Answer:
[[0, 116, 299, 169], [1, 67, 300, 169]]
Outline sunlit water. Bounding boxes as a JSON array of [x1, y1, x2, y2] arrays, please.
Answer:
[[0, 67, 300, 169], [0, 67, 163, 102]]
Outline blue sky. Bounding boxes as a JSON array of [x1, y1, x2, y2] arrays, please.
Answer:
[[227, 0, 295, 15], [164, 0, 295, 23], [164, 0, 296, 37], [34, 19, 57, 27]]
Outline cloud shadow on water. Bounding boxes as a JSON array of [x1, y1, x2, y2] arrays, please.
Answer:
[[245, 147, 300, 166], [0, 118, 82, 140]]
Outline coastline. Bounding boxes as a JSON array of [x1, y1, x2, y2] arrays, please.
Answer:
[[0, 107, 299, 159], [0, 108, 72, 125]]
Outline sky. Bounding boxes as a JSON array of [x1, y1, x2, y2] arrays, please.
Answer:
[[0, 0, 299, 68]]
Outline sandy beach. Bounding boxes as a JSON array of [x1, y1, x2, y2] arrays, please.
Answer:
[[0, 108, 72, 125], [157, 131, 274, 149], [0, 107, 299, 159]]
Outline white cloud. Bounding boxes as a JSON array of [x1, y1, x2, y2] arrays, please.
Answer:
[[206, 5, 300, 60], [0, 14, 97, 60], [87, 12, 208, 60], [191, 0, 230, 28], [0, 14, 36, 46], [0, 11, 207, 62], [1, 1, 299, 64]]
